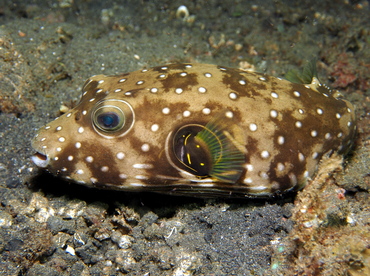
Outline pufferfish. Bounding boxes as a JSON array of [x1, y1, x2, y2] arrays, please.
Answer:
[[31, 63, 356, 197]]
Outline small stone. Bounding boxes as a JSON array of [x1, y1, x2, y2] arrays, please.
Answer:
[[111, 231, 134, 249]]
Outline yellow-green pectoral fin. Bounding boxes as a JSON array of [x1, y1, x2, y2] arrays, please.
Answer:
[[195, 112, 246, 183]]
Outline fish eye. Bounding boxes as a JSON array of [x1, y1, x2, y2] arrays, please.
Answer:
[[94, 107, 125, 132], [92, 99, 135, 137]]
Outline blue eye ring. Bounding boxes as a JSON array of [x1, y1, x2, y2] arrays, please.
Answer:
[[92, 99, 135, 137], [94, 106, 125, 132]]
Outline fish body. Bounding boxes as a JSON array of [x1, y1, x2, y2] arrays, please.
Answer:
[[31, 63, 356, 197]]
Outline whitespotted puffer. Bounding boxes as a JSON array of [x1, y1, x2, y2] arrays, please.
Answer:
[[31, 63, 356, 197]]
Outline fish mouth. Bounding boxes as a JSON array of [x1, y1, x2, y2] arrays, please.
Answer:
[[31, 152, 50, 168]]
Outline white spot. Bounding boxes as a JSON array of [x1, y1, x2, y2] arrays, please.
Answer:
[[61, 167, 67, 172], [175, 88, 183, 94], [293, 91, 301, 97], [58, 137, 65, 142], [133, 164, 154, 169], [98, 80, 104, 84], [42, 145, 47, 149], [125, 91, 132, 96], [260, 172, 269, 179], [183, 110, 191, 117], [277, 163, 285, 171], [259, 76, 266, 81], [239, 80, 246, 85], [162, 107, 170, 114], [304, 171, 309, 178], [270, 110, 278, 118], [261, 151, 270, 159], [141, 144, 150, 152], [298, 153, 305, 162], [150, 124, 159, 132], [225, 111, 233, 118], [90, 177, 98, 183], [159, 74, 166, 78], [185, 64, 192, 68], [295, 121, 302, 128], [323, 93, 329, 97], [142, 69, 148, 72], [219, 67, 227, 71], [76, 169, 84, 175], [129, 183, 145, 187], [271, 92, 279, 98], [249, 123, 258, 132], [68, 155, 74, 161], [312, 152, 318, 159], [75, 142, 81, 148], [316, 108, 323, 115], [311, 130, 318, 137], [304, 85, 310, 89], [96, 89, 103, 93], [245, 164, 254, 171], [114, 88, 122, 93], [40, 137, 46, 142], [250, 185, 269, 192], [204, 73, 212, 78], [45, 126, 51, 130], [347, 108, 352, 113], [56, 126, 62, 131], [150, 87, 158, 93], [135, 175, 148, 180], [82, 110, 87, 115], [66, 113, 72, 118], [336, 113, 341, 119], [180, 72, 187, 77], [78, 127, 84, 134], [197, 183, 215, 187], [243, 178, 253, 184], [161, 66, 168, 70], [86, 156, 94, 163], [137, 80, 144, 85], [89, 98, 95, 102], [198, 87, 207, 93], [119, 174, 127, 179], [298, 109, 304, 114], [337, 132, 343, 138], [101, 166, 109, 172], [289, 173, 297, 186], [56, 147, 62, 152], [54, 157, 59, 161], [202, 108, 211, 115], [347, 121, 352, 127], [116, 152, 125, 159], [325, 133, 331, 139], [229, 92, 238, 100], [277, 136, 285, 145]]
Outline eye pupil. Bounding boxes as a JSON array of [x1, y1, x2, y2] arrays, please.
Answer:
[[97, 112, 119, 128]]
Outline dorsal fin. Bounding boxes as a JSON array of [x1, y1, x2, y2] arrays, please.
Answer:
[[285, 59, 318, 84]]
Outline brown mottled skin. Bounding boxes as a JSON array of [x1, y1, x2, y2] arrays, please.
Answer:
[[31, 64, 356, 197]]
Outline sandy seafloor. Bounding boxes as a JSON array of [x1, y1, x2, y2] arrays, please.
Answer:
[[0, 0, 369, 275]]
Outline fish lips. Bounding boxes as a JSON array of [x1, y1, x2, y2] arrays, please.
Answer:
[[31, 152, 50, 168]]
